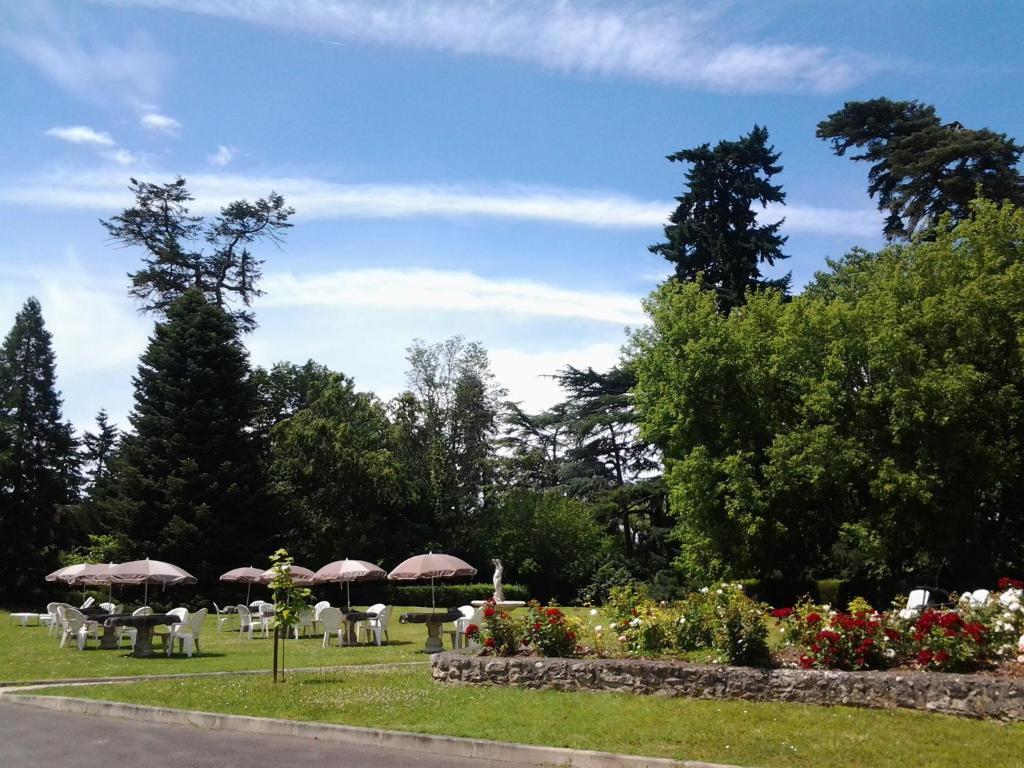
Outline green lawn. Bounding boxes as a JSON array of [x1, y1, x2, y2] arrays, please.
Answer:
[[0, 607, 439, 682], [28, 666, 1024, 768]]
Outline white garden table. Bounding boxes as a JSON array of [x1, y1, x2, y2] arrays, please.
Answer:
[[9, 612, 40, 627]]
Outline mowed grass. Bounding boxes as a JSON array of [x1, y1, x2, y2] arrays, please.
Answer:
[[0, 607, 441, 682], [29, 665, 1024, 768]]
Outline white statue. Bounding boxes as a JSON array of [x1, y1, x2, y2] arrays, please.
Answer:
[[491, 558, 505, 602]]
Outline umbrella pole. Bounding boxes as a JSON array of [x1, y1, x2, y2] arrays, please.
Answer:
[[431, 576, 435, 613], [346, 581, 351, 611], [144, 581, 148, 606], [246, 582, 251, 605]]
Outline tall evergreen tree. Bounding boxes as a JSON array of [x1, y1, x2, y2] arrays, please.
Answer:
[[81, 409, 120, 495], [0, 298, 78, 599], [108, 289, 266, 584], [650, 125, 790, 314], [816, 97, 1024, 240], [101, 177, 294, 332]]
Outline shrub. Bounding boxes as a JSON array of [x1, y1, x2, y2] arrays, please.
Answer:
[[526, 602, 582, 657], [479, 600, 527, 655], [677, 583, 770, 666]]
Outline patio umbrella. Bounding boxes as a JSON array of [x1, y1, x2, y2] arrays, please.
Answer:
[[313, 559, 386, 610], [258, 564, 316, 587], [80, 562, 120, 604], [45, 563, 98, 601], [110, 558, 197, 605], [388, 552, 476, 612], [220, 566, 265, 605]]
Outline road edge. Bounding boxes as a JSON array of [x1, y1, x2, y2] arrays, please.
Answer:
[[2, 692, 742, 768]]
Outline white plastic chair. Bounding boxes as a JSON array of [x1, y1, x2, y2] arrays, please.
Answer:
[[212, 602, 234, 631], [59, 606, 98, 651], [119, 606, 153, 648], [167, 608, 208, 657], [968, 589, 990, 607], [454, 605, 483, 649], [79, 596, 95, 610], [293, 608, 314, 639], [44, 602, 62, 637], [312, 600, 330, 632], [236, 605, 258, 639], [258, 603, 276, 636], [906, 589, 930, 611], [319, 607, 343, 647], [98, 601, 120, 613], [358, 605, 392, 646], [153, 608, 190, 652]]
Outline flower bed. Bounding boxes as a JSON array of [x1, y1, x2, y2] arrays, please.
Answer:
[[431, 652, 1024, 721]]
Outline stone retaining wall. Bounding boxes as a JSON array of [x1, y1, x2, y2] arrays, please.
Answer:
[[431, 652, 1024, 721]]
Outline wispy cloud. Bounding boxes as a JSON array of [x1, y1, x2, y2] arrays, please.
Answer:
[[263, 268, 646, 326], [99, 0, 880, 94], [45, 125, 115, 147], [207, 144, 236, 167], [0, 168, 881, 237], [1, 3, 169, 105], [140, 112, 182, 135]]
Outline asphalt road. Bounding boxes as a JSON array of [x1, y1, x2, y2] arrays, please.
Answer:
[[0, 700, 528, 768]]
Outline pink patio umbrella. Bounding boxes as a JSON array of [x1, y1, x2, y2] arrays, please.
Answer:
[[387, 552, 477, 612], [258, 564, 316, 587], [313, 559, 386, 610], [45, 563, 100, 602], [219, 566, 265, 605], [80, 562, 120, 604], [110, 558, 197, 605]]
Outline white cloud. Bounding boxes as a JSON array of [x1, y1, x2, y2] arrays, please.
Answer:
[[140, 112, 182, 135], [1, 3, 168, 105], [45, 125, 115, 147], [0, 168, 881, 237], [207, 144, 236, 167], [105, 148, 139, 166], [262, 267, 646, 326], [491, 342, 624, 412], [106, 0, 880, 94]]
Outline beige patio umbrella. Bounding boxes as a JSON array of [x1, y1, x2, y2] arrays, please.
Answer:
[[80, 562, 120, 604], [387, 552, 477, 612], [258, 564, 316, 586], [220, 566, 265, 604], [110, 558, 197, 605], [313, 559, 386, 610], [45, 563, 99, 602]]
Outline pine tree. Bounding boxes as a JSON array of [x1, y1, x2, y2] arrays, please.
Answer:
[[111, 289, 266, 584], [816, 97, 1024, 239], [0, 298, 78, 598], [81, 409, 120, 495], [650, 125, 790, 314]]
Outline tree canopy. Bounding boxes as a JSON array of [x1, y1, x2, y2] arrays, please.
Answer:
[[101, 177, 294, 332], [649, 125, 790, 313], [817, 97, 1024, 240], [631, 199, 1024, 586]]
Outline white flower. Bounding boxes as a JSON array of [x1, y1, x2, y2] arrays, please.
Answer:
[[898, 608, 917, 621], [678, 617, 686, 624], [716, 589, 723, 595], [1018, 634, 1024, 652], [617, 635, 627, 643], [629, 617, 641, 628], [700, 587, 709, 594], [590, 608, 598, 616], [594, 625, 602, 633], [1010, 601, 1021, 613]]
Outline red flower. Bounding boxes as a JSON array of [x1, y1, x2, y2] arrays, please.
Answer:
[[483, 637, 495, 648], [934, 650, 950, 664], [998, 577, 1024, 590], [532, 623, 541, 632], [464, 623, 479, 636], [805, 613, 822, 625], [548, 617, 558, 624], [938, 612, 961, 629], [799, 655, 814, 669], [546, 607, 562, 617], [884, 628, 901, 641], [917, 649, 933, 666], [770, 607, 795, 619], [567, 631, 576, 641], [483, 607, 495, 618]]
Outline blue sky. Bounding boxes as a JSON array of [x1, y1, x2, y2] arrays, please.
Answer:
[[1, 1, 1021, 431]]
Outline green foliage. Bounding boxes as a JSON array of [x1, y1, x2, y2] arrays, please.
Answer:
[[525, 602, 582, 657], [477, 489, 605, 602], [0, 297, 78, 599], [650, 125, 790, 312], [60, 534, 128, 567], [631, 200, 1024, 586], [96, 290, 266, 586], [386, 583, 527, 607], [479, 601, 527, 655], [267, 371, 420, 564], [817, 97, 1024, 240], [101, 177, 294, 332]]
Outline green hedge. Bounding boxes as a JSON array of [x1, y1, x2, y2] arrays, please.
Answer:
[[385, 582, 528, 607]]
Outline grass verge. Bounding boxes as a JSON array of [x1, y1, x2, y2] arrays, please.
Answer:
[[25, 666, 1024, 768]]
